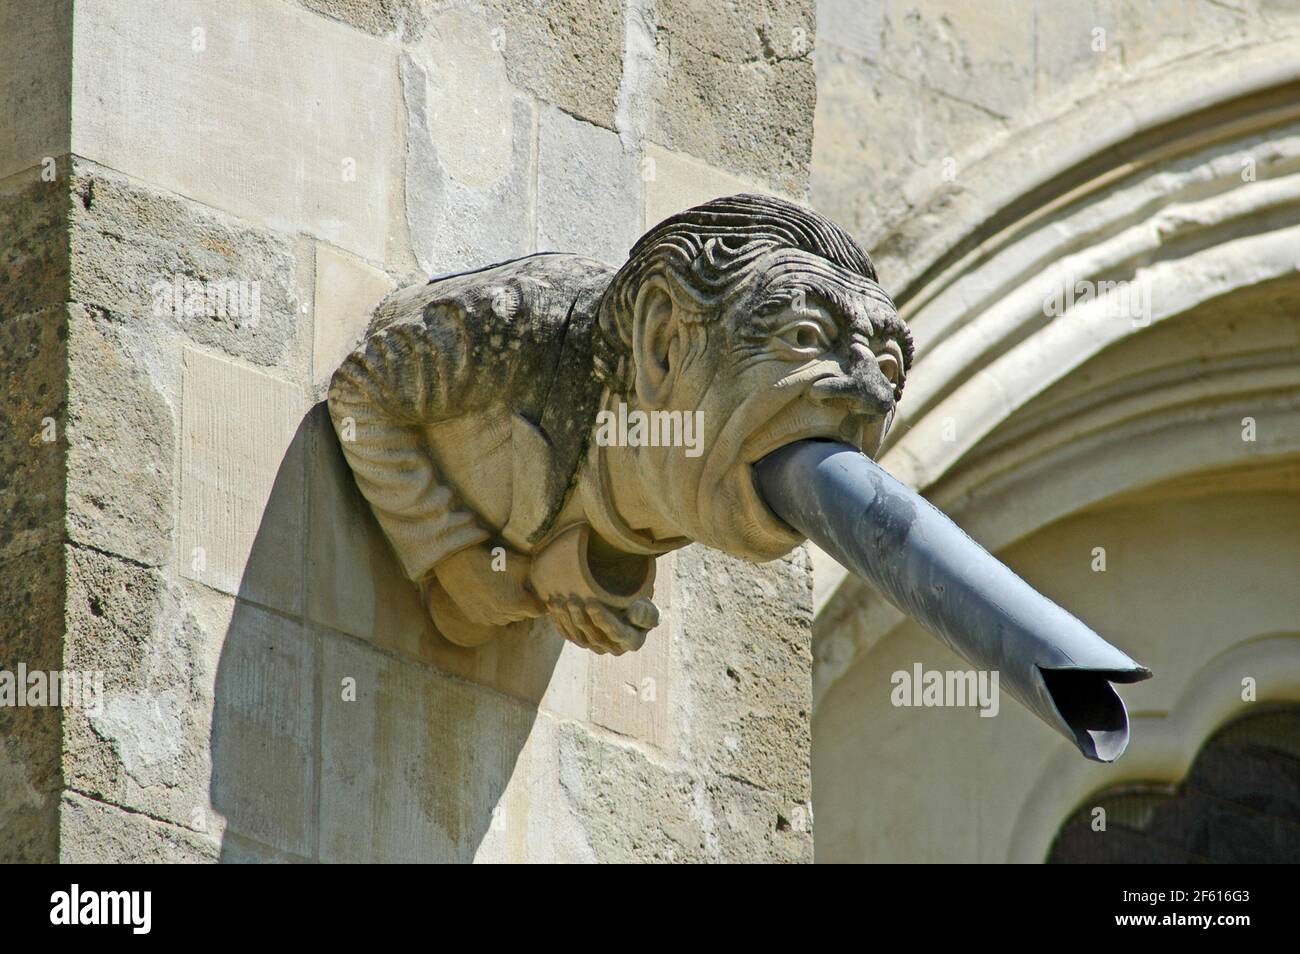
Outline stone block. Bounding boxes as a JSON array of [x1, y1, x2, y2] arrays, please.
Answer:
[[50, 555, 314, 857], [62, 545, 229, 840], [643, 0, 817, 195], [414, 615, 592, 724], [642, 143, 770, 229], [209, 599, 317, 858], [179, 347, 308, 614], [587, 552, 673, 747], [810, 49, 999, 246], [0, 166, 69, 322], [318, 630, 536, 862], [312, 243, 395, 388], [0, 0, 71, 180], [319, 628, 683, 863], [71, 0, 400, 262], [0, 544, 65, 862], [483, 0, 624, 130], [402, 9, 535, 274], [881, 0, 1034, 119], [673, 544, 813, 801], [305, 403, 439, 661], [0, 308, 66, 564], [59, 790, 218, 863], [70, 161, 305, 370], [536, 106, 642, 264], [313, 544, 812, 862], [548, 714, 811, 862], [65, 306, 175, 567], [469, 710, 598, 864]]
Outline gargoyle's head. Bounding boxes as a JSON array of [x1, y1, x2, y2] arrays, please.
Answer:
[[595, 194, 914, 561]]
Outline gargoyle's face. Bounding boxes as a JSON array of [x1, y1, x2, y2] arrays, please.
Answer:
[[636, 270, 906, 562]]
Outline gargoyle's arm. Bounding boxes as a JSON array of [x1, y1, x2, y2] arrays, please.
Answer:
[[327, 318, 492, 584]]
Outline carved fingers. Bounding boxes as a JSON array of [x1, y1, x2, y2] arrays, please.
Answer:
[[587, 602, 651, 654], [548, 597, 658, 655], [549, 598, 606, 652]]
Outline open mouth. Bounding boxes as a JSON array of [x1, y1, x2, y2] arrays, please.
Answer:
[[736, 406, 853, 545], [744, 424, 849, 467], [740, 399, 857, 467]]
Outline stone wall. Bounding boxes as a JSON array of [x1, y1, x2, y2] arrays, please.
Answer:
[[812, 0, 1300, 252], [0, 0, 818, 862], [0, 0, 72, 863]]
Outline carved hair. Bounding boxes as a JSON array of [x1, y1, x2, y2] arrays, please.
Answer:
[[594, 193, 914, 391]]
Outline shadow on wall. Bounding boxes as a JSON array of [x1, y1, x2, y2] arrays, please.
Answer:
[[208, 402, 561, 862]]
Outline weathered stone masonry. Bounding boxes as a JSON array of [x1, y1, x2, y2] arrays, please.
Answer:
[[1, 0, 820, 862]]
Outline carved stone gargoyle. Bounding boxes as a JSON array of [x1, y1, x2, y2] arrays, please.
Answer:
[[328, 194, 1151, 762]]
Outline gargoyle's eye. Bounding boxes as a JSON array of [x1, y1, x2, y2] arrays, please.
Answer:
[[875, 343, 905, 397], [877, 352, 902, 387], [776, 319, 835, 355]]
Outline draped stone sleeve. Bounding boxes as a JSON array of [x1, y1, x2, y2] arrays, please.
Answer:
[[326, 253, 617, 585], [327, 304, 492, 584]]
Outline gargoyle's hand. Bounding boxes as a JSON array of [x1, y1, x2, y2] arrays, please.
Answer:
[[547, 596, 659, 655], [432, 544, 545, 627]]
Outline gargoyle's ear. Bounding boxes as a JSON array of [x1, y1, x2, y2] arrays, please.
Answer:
[[631, 276, 680, 408]]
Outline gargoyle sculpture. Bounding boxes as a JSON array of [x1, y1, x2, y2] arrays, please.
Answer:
[[328, 194, 1150, 762]]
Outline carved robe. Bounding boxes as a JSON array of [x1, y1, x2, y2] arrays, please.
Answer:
[[327, 253, 617, 586]]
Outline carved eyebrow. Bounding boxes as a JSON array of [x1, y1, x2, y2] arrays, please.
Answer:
[[750, 290, 840, 339], [754, 285, 834, 318], [752, 270, 907, 355], [801, 284, 876, 340]]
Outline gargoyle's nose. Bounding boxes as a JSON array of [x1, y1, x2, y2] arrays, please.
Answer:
[[807, 366, 894, 419]]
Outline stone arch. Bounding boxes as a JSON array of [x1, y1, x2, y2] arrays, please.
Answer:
[[816, 41, 1300, 630], [810, 43, 1300, 862]]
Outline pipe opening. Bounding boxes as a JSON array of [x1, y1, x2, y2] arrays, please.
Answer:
[[1039, 668, 1132, 762]]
